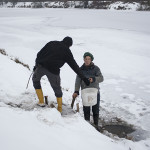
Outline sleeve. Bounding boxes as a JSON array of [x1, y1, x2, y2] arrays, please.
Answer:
[[65, 49, 85, 79], [94, 66, 104, 84]]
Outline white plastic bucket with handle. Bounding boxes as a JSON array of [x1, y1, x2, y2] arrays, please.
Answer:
[[81, 88, 98, 106]]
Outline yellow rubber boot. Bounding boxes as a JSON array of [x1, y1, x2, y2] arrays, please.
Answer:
[[57, 97, 62, 113], [35, 89, 44, 105]]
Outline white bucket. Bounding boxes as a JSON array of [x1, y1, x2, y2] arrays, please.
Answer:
[[81, 88, 98, 106]]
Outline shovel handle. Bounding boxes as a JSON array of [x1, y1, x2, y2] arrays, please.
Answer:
[[71, 97, 75, 108], [44, 96, 48, 105]]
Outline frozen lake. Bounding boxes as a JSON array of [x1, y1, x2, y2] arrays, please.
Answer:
[[0, 8, 150, 150]]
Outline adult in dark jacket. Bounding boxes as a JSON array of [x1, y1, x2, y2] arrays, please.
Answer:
[[32, 37, 90, 113], [72, 52, 104, 127]]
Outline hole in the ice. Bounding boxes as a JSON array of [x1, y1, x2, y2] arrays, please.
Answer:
[[101, 124, 135, 139], [96, 118, 149, 141]]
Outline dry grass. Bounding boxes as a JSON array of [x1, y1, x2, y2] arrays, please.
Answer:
[[0, 48, 30, 71], [0, 49, 8, 56], [14, 58, 30, 70]]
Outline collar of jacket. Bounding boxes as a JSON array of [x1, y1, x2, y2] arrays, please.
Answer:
[[61, 41, 70, 48], [81, 62, 95, 70]]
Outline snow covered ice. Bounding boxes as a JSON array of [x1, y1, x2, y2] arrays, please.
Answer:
[[0, 8, 150, 150]]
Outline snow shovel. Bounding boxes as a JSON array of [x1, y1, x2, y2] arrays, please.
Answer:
[[44, 96, 49, 105], [71, 98, 79, 112]]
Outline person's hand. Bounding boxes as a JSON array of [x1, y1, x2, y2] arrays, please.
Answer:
[[72, 93, 78, 99], [89, 78, 93, 83], [83, 78, 90, 86], [89, 77, 95, 83]]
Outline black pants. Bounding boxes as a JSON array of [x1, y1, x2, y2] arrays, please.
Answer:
[[32, 66, 62, 97], [83, 92, 100, 125]]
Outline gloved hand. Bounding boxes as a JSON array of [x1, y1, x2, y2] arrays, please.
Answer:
[[33, 66, 37, 72], [83, 78, 90, 86]]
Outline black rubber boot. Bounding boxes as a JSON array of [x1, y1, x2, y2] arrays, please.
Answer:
[[83, 106, 90, 122], [93, 114, 99, 126], [84, 114, 90, 122]]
